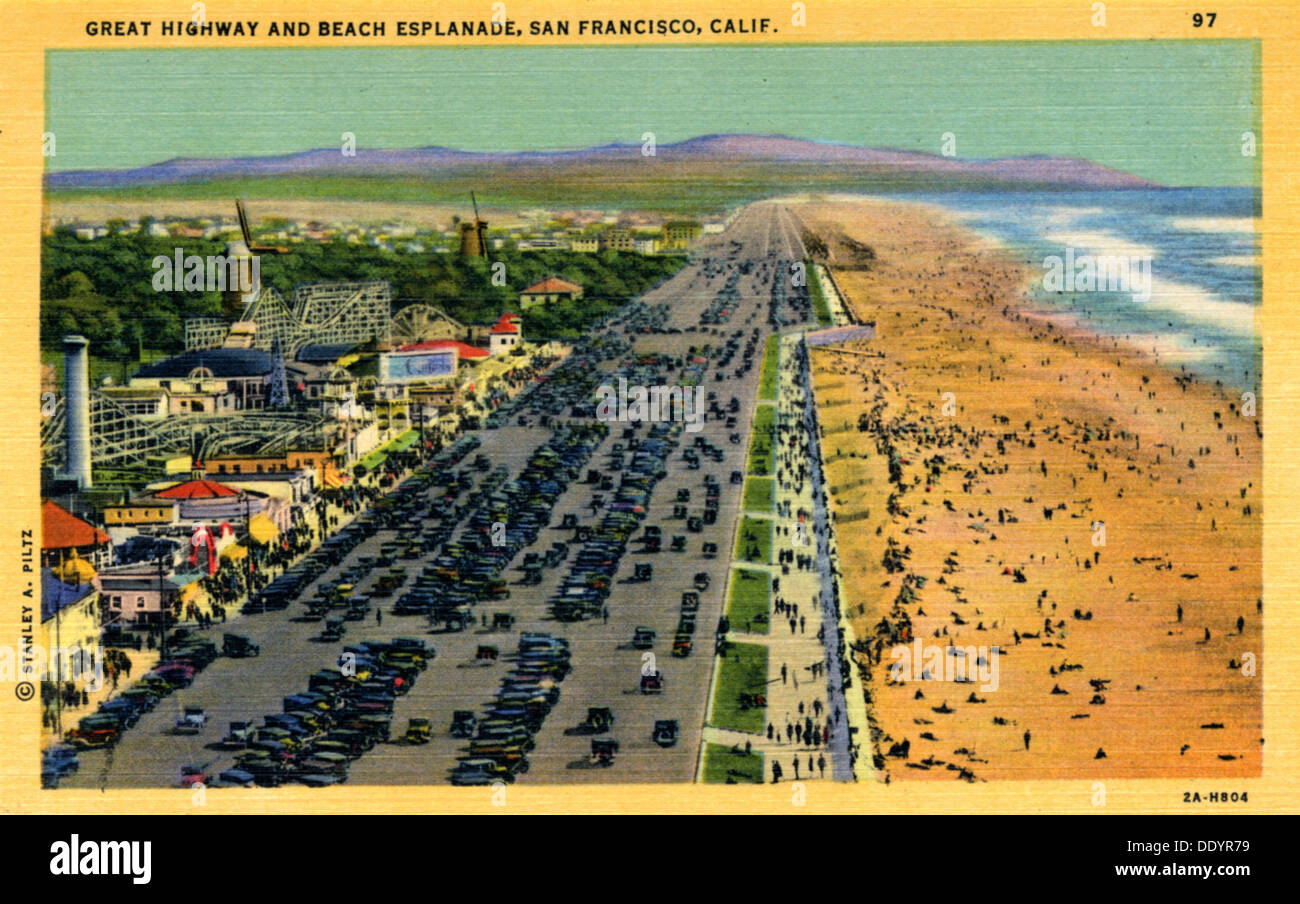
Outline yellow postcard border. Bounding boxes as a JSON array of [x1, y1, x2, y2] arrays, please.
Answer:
[[0, 0, 1295, 814]]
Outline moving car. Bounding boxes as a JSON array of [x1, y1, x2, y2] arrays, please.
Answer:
[[652, 719, 680, 747], [591, 738, 619, 767], [173, 707, 209, 735], [404, 718, 432, 744], [640, 669, 665, 695]]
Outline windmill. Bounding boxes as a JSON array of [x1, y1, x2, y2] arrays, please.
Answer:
[[458, 192, 488, 257], [222, 199, 288, 319], [235, 199, 290, 254]]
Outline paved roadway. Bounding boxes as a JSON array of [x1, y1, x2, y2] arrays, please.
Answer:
[[63, 202, 813, 788]]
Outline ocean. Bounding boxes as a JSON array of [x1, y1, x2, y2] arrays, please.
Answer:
[[898, 188, 1261, 392]]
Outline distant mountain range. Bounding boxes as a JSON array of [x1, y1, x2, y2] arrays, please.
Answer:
[[46, 134, 1159, 194]]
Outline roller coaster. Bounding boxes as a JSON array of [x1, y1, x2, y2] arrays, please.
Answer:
[[41, 390, 330, 470]]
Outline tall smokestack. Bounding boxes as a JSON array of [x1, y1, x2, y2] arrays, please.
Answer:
[[63, 335, 92, 489]]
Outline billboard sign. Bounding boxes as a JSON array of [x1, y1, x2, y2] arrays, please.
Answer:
[[380, 348, 457, 382]]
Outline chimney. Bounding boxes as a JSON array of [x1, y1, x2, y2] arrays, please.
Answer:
[[62, 335, 92, 489]]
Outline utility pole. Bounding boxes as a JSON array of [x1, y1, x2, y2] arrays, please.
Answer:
[[157, 553, 169, 663], [53, 551, 64, 738], [416, 403, 425, 461]]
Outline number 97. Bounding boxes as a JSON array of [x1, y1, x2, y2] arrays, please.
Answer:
[[1192, 12, 1216, 27]]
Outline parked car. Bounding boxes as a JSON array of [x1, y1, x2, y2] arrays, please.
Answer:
[[179, 764, 208, 788], [404, 718, 432, 744], [222, 721, 255, 747], [450, 757, 511, 786], [640, 669, 665, 695], [214, 768, 256, 788], [151, 663, 196, 688], [65, 714, 121, 748], [450, 710, 477, 738], [223, 633, 260, 657]]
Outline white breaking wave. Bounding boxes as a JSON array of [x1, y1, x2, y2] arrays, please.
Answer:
[[1170, 216, 1258, 235], [1209, 254, 1261, 268], [1143, 276, 1257, 337], [1039, 206, 1106, 226], [1042, 229, 1256, 337], [1043, 229, 1159, 261]]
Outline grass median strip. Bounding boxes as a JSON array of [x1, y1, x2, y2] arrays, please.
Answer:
[[710, 641, 769, 734], [759, 334, 781, 399], [702, 742, 764, 784], [808, 260, 833, 326], [726, 567, 771, 634], [747, 404, 776, 476], [743, 476, 774, 512], [736, 516, 773, 564]]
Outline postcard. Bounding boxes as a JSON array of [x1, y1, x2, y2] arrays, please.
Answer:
[[1, 0, 1295, 823]]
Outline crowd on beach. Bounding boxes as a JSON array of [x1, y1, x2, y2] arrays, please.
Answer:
[[800, 201, 1262, 780]]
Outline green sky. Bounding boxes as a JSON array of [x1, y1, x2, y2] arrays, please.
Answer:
[[46, 41, 1259, 186]]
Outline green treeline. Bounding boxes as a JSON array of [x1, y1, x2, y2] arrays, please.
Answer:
[[41, 222, 688, 356]]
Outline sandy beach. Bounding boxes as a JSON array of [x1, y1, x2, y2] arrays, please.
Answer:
[[800, 198, 1262, 781]]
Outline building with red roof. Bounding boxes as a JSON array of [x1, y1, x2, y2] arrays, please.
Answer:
[[154, 478, 241, 499], [398, 339, 490, 360], [519, 275, 583, 309], [41, 499, 110, 569], [489, 313, 523, 356], [102, 476, 286, 529]]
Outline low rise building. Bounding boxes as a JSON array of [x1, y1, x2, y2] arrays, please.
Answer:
[[519, 275, 584, 309], [96, 567, 203, 627], [488, 313, 523, 356], [42, 500, 111, 571], [127, 348, 274, 413], [662, 219, 702, 250], [598, 228, 635, 252]]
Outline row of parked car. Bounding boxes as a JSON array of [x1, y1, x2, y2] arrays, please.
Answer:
[[450, 633, 570, 785], [244, 524, 367, 615], [548, 355, 711, 623], [498, 333, 632, 423], [394, 422, 609, 632], [46, 446, 495, 782], [549, 422, 679, 621], [300, 463, 511, 639], [763, 257, 813, 327], [243, 435, 483, 616], [699, 269, 746, 326], [714, 327, 761, 375], [210, 637, 435, 787], [60, 629, 244, 752], [621, 301, 681, 336]]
